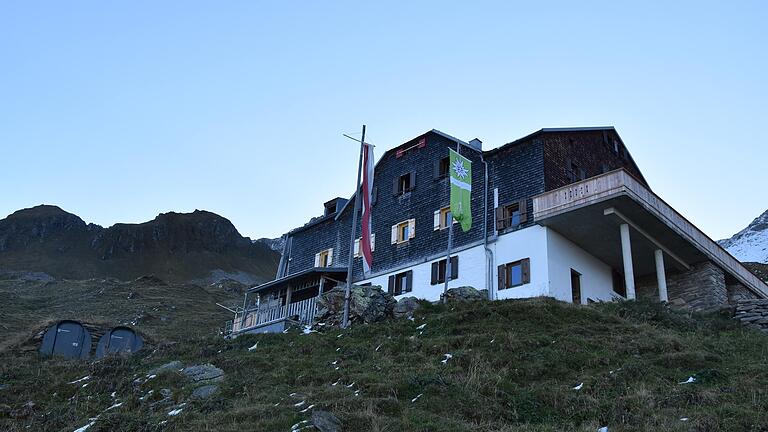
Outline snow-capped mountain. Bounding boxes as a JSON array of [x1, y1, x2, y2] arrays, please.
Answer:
[[254, 236, 286, 253], [719, 209, 768, 264]]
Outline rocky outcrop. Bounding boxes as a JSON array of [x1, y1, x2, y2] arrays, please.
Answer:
[[0, 205, 280, 283], [393, 296, 421, 319], [315, 285, 396, 326], [311, 411, 342, 432], [440, 286, 485, 303], [182, 364, 225, 383]]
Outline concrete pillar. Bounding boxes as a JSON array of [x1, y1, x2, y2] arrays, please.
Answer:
[[620, 223, 636, 300], [655, 249, 668, 302]]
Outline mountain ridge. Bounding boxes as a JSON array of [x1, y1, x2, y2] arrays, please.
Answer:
[[0, 205, 280, 284], [719, 209, 768, 264]]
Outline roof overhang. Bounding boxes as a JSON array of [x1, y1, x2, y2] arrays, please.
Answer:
[[533, 169, 768, 298], [247, 267, 347, 294]]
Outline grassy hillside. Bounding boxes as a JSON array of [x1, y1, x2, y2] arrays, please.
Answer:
[[0, 275, 243, 351], [2, 298, 768, 431]]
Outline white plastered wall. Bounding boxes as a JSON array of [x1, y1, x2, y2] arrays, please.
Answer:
[[545, 228, 615, 304], [358, 243, 488, 302], [491, 225, 550, 300]]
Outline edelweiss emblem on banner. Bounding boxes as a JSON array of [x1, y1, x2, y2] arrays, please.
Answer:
[[452, 159, 468, 179]]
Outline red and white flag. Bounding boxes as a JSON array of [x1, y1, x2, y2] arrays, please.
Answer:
[[360, 142, 375, 275]]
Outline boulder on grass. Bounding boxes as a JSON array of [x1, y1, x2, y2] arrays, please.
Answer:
[[312, 410, 342, 432], [315, 285, 396, 326], [441, 286, 484, 303], [393, 296, 421, 319]]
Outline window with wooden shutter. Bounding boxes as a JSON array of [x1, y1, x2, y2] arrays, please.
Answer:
[[497, 201, 526, 230], [430, 256, 458, 285], [518, 199, 528, 224], [435, 207, 453, 230], [354, 234, 375, 258], [498, 258, 530, 290], [394, 172, 415, 196], [434, 157, 449, 179], [390, 271, 411, 295], [393, 220, 413, 244], [317, 248, 333, 267]]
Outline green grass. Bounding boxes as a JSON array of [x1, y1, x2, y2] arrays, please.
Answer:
[[2, 298, 768, 431]]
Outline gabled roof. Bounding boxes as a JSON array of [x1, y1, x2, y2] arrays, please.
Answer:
[[483, 126, 648, 187], [333, 129, 473, 219]]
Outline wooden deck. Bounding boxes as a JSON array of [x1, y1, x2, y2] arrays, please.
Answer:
[[533, 169, 768, 298], [230, 296, 319, 334]]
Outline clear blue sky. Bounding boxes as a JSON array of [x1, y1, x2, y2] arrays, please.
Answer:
[[1, 1, 766, 240]]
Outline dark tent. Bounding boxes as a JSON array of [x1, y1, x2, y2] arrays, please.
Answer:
[[39, 320, 92, 359], [95, 326, 143, 358]]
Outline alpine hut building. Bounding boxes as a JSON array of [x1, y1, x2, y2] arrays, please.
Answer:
[[227, 127, 768, 335]]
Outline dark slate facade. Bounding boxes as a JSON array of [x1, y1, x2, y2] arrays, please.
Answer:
[[280, 127, 646, 283]]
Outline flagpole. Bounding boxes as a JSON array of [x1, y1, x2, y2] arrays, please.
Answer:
[[342, 124, 366, 329], [442, 212, 453, 303], [442, 142, 461, 304]]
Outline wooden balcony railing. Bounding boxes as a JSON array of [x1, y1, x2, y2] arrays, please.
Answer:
[[230, 296, 318, 333]]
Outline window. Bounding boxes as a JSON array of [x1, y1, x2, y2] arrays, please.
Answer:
[[568, 160, 586, 182], [434, 157, 450, 179], [391, 219, 415, 244], [314, 248, 333, 267], [498, 258, 530, 290], [433, 206, 456, 230], [430, 256, 458, 285], [393, 172, 416, 196], [495, 199, 527, 231], [353, 234, 376, 258], [388, 270, 413, 295], [613, 139, 620, 154]]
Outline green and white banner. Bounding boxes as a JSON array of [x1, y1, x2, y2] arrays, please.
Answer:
[[449, 148, 472, 232]]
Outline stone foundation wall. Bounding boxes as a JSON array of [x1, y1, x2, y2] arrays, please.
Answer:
[[728, 283, 759, 303], [734, 300, 768, 332], [630, 261, 729, 311], [667, 262, 727, 311]]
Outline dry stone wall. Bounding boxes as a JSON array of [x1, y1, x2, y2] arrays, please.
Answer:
[[734, 300, 768, 332]]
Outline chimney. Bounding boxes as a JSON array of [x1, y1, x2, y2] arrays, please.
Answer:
[[468, 138, 483, 151]]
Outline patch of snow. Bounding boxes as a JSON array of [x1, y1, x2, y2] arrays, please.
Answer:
[[68, 376, 91, 385], [411, 393, 423, 403], [248, 342, 259, 352], [146, 374, 157, 380], [572, 383, 584, 390], [375, 344, 382, 352], [332, 379, 341, 386], [679, 376, 696, 385], [598, 427, 609, 432], [106, 402, 123, 411], [72, 419, 97, 432], [167, 404, 186, 416], [719, 209, 768, 263], [680, 417, 689, 422], [299, 404, 315, 413], [301, 326, 316, 335], [294, 400, 305, 407], [345, 382, 355, 388], [110, 392, 116, 398], [416, 323, 427, 330], [490, 338, 495, 344], [291, 420, 310, 431]]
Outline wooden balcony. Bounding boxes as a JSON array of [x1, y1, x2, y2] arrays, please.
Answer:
[[230, 296, 319, 334]]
